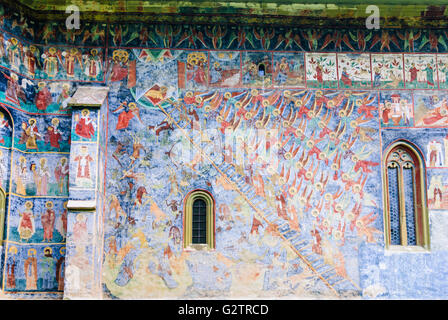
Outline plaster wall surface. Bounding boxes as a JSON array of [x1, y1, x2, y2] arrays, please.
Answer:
[[0, 2, 447, 299]]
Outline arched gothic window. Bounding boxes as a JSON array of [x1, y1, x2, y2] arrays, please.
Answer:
[[384, 142, 430, 249], [184, 190, 215, 249]]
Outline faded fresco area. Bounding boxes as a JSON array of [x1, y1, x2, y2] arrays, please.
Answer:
[[102, 49, 383, 298], [0, 1, 447, 299]]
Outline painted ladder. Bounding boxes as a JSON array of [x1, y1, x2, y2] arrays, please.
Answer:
[[156, 101, 361, 297]]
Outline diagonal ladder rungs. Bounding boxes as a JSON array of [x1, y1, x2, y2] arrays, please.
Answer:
[[155, 103, 359, 297]]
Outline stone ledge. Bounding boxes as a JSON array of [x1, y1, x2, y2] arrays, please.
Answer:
[[67, 200, 96, 211]]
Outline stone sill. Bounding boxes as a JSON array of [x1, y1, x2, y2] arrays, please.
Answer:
[[184, 244, 215, 252], [67, 200, 96, 211], [385, 245, 430, 255]]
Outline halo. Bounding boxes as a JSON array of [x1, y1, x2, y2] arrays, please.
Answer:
[[289, 187, 297, 196], [9, 246, 17, 255], [28, 248, 36, 256], [44, 247, 52, 254], [25, 201, 33, 209], [81, 108, 90, 116], [45, 201, 54, 208]]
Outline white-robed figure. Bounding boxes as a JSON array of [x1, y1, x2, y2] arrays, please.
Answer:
[[427, 140, 444, 168], [83, 49, 102, 79]]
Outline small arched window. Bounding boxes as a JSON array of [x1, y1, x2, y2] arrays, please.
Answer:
[[184, 190, 215, 249], [383, 142, 430, 249]]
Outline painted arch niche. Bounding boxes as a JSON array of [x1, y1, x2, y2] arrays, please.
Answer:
[[0, 106, 13, 243], [383, 141, 430, 249]]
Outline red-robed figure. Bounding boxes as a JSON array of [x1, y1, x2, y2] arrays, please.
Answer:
[[35, 82, 52, 111], [45, 118, 62, 150], [315, 63, 323, 84], [409, 63, 419, 82], [75, 109, 95, 139], [113, 102, 142, 130], [340, 67, 352, 86], [41, 202, 56, 242]]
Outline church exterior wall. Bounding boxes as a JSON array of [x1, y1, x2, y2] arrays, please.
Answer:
[[0, 2, 447, 299]]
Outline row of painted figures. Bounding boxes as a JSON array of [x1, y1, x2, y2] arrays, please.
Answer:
[[5, 246, 65, 291], [16, 200, 67, 243], [15, 156, 69, 196], [2, 29, 448, 91], [0, 35, 103, 80]]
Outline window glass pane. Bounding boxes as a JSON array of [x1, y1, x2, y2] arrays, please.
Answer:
[[403, 166, 417, 246], [192, 198, 207, 244], [388, 166, 401, 245]]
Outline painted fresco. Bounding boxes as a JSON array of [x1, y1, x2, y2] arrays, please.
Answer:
[[306, 53, 337, 89], [69, 143, 97, 190], [272, 52, 305, 88], [414, 91, 448, 127], [209, 51, 241, 88], [2, 1, 448, 299], [0, 70, 75, 114], [379, 91, 413, 127], [427, 170, 448, 210], [0, 107, 12, 191], [103, 79, 383, 297], [71, 108, 98, 142], [404, 54, 437, 89], [437, 54, 448, 89], [371, 54, 404, 89], [337, 53, 371, 89], [242, 52, 272, 87], [0, 147, 11, 190], [12, 151, 69, 197], [7, 195, 67, 243], [3, 244, 65, 292]]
